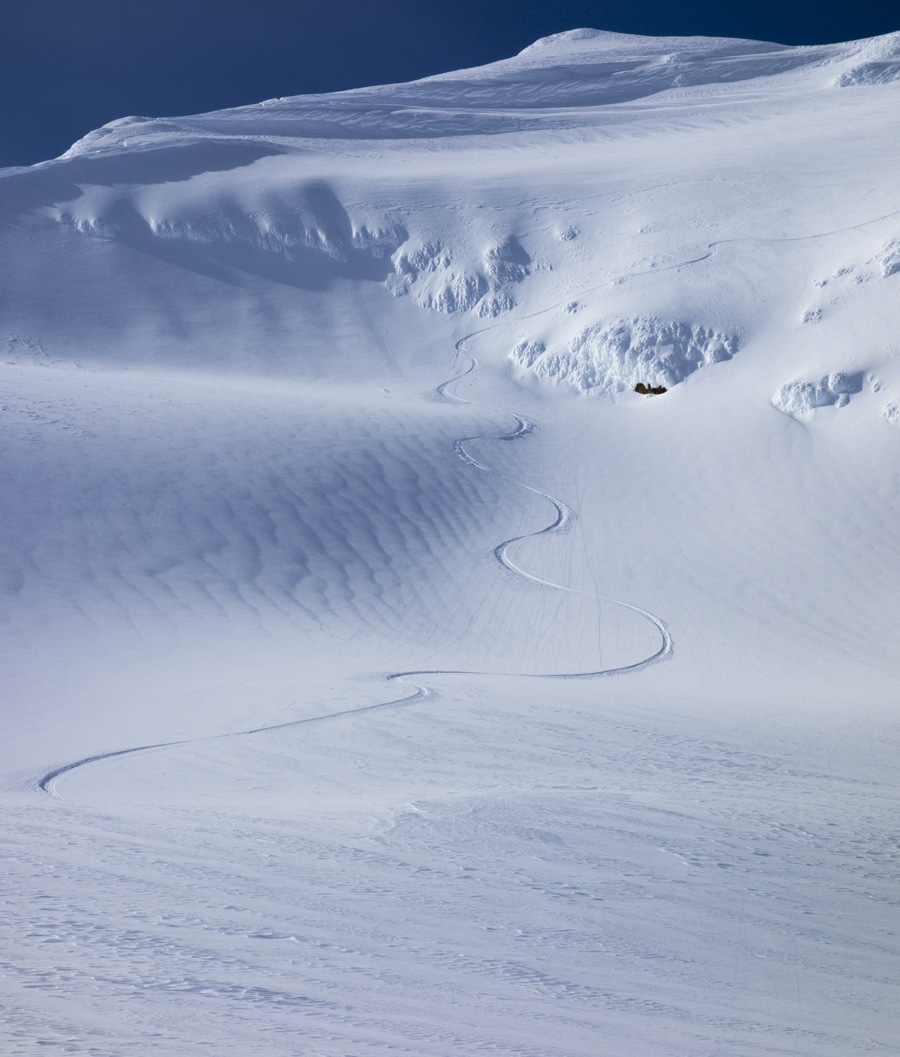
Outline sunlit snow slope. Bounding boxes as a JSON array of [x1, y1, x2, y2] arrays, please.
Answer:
[[1, 28, 899, 1057]]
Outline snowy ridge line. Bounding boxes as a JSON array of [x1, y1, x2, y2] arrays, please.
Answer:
[[35, 333, 670, 801]]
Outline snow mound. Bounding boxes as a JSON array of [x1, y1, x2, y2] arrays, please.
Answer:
[[511, 318, 737, 395], [390, 237, 530, 317], [771, 372, 863, 418]]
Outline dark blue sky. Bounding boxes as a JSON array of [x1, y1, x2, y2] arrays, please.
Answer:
[[2, 0, 896, 168]]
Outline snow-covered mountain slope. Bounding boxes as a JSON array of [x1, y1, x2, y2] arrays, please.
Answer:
[[1, 29, 899, 1057]]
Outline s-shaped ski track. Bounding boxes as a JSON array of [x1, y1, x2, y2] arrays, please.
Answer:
[[37, 331, 671, 800]]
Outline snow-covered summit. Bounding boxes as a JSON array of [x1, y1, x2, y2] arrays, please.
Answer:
[[57, 28, 900, 161]]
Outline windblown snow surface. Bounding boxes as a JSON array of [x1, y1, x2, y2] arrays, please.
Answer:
[[2, 28, 900, 1057]]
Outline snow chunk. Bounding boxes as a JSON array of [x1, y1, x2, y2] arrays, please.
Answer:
[[5, 335, 53, 366], [512, 341, 546, 368], [511, 318, 737, 395], [772, 372, 863, 418], [772, 382, 831, 417], [827, 371, 863, 395], [878, 239, 900, 278], [483, 237, 531, 284], [421, 272, 489, 314], [392, 236, 530, 316]]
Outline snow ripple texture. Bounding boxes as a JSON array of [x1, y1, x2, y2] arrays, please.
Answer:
[[36, 339, 671, 799]]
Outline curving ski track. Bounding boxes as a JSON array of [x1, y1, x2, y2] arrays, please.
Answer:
[[37, 334, 671, 800]]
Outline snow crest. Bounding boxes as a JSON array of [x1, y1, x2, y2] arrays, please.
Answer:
[[56, 181, 408, 288], [511, 318, 738, 395], [835, 31, 900, 86]]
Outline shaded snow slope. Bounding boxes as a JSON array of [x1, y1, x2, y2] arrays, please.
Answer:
[[1, 28, 900, 1057]]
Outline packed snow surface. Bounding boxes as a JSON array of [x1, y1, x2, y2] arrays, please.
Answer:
[[1, 27, 900, 1057]]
